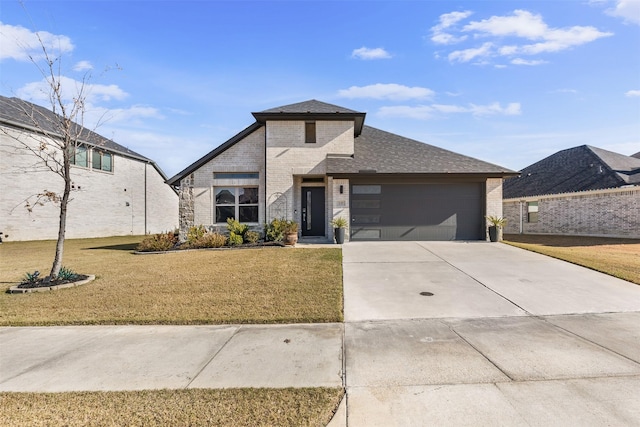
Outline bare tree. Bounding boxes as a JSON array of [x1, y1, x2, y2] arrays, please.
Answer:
[[2, 29, 102, 282]]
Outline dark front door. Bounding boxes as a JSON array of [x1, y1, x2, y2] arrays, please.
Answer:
[[301, 187, 325, 236]]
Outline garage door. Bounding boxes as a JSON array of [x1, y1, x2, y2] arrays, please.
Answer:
[[350, 182, 484, 241]]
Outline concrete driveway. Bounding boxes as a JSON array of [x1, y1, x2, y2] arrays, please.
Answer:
[[341, 241, 640, 426]]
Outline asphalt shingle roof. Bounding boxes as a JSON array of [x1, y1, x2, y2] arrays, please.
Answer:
[[0, 95, 150, 161], [503, 145, 640, 198], [257, 99, 361, 114], [327, 125, 517, 175]]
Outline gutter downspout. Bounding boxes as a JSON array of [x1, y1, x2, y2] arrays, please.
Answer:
[[519, 200, 524, 234]]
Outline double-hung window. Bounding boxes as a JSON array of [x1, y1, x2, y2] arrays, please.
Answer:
[[215, 187, 259, 223]]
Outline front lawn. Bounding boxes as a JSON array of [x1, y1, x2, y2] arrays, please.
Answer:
[[0, 388, 344, 427], [503, 234, 640, 285], [0, 236, 343, 325]]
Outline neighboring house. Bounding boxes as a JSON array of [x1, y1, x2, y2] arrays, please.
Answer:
[[167, 100, 517, 242], [503, 145, 640, 199], [633, 151, 640, 159], [502, 145, 640, 238], [0, 96, 178, 241]]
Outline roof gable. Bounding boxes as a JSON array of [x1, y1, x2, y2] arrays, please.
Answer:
[[503, 145, 640, 198], [252, 99, 366, 136], [327, 125, 517, 176]]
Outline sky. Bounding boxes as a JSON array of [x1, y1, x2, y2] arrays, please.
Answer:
[[1, 0, 639, 178]]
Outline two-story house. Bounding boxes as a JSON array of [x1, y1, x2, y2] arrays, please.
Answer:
[[167, 100, 517, 242], [0, 96, 178, 241]]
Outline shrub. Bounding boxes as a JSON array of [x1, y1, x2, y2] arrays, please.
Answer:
[[264, 218, 287, 242], [228, 232, 243, 246], [244, 230, 260, 244], [227, 218, 249, 238], [21, 270, 40, 285], [194, 232, 227, 248], [137, 232, 178, 252], [187, 225, 207, 244], [57, 266, 78, 281]]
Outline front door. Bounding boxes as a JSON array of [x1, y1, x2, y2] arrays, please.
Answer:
[[301, 187, 325, 236]]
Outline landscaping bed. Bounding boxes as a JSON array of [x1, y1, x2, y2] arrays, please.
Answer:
[[503, 234, 640, 285]]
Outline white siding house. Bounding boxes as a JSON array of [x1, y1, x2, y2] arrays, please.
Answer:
[[0, 96, 178, 241]]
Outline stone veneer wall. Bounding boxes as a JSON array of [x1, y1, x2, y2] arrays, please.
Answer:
[[503, 187, 640, 238]]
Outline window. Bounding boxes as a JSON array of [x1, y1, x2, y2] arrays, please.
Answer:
[[215, 187, 259, 223], [305, 122, 316, 143], [69, 144, 88, 167], [92, 150, 113, 172], [352, 185, 381, 195], [527, 201, 539, 223]]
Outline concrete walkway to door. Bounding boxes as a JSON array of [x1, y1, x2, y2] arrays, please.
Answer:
[[339, 241, 640, 426]]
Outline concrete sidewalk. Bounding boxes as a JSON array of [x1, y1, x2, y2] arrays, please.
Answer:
[[0, 323, 344, 392]]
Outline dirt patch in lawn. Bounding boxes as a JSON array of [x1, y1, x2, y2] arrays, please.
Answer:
[[503, 234, 640, 285], [0, 387, 345, 427], [0, 236, 343, 326]]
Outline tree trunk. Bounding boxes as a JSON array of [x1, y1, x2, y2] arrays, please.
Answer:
[[48, 148, 72, 281]]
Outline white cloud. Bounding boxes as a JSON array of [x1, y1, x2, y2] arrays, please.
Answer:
[[430, 10, 473, 44], [17, 76, 128, 105], [606, 0, 640, 25], [433, 9, 613, 64], [511, 58, 548, 66], [378, 102, 521, 119], [626, 89, 640, 97], [351, 47, 392, 60], [338, 83, 435, 101], [0, 22, 74, 62], [73, 60, 93, 72], [448, 42, 493, 63]]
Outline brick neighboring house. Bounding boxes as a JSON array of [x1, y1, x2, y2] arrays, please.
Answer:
[[167, 100, 517, 242], [0, 96, 178, 241], [502, 145, 640, 238]]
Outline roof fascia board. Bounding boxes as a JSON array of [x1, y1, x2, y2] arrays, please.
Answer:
[[252, 112, 366, 136], [329, 172, 520, 179]]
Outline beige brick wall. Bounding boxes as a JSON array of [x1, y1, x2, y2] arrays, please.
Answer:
[[0, 126, 178, 241], [484, 178, 503, 240], [331, 178, 350, 242], [266, 120, 354, 234], [503, 187, 640, 238], [189, 127, 266, 230]]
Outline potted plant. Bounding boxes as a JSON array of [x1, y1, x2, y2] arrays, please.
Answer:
[[283, 220, 299, 246], [331, 217, 348, 244], [486, 215, 507, 242]]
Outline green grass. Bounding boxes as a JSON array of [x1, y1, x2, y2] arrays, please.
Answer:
[[0, 388, 345, 427], [503, 234, 640, 285], [0, 236, 344, 326]]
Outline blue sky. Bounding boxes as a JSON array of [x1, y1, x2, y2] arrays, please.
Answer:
[[2, 0, 639, 178]]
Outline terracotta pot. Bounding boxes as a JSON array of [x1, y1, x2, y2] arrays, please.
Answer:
[[284, 232, 298, 246]]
